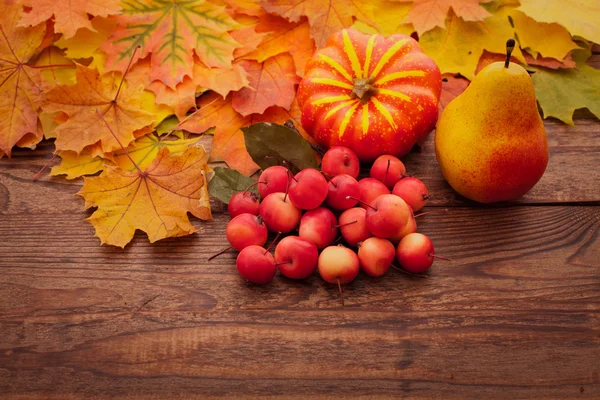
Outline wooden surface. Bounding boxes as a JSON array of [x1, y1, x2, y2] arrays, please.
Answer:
[[1, 83, 600, 399]]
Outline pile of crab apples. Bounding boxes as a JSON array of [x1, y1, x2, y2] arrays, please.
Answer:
[[219, 146, 447, 305]]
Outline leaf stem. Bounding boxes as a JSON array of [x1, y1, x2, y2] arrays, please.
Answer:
[[96, 109, 144, 175]]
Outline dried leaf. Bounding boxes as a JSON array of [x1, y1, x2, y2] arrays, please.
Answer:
[[78, 147, 212, 247], [208, 167, 258, 204], [405, 0, 492, 35]]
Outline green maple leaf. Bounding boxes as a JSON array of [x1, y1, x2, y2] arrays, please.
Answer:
[[101, 0, 241, 88], [532, 49, 600, 126]]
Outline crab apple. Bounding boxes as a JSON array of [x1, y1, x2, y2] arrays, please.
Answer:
[[338, 207, 371, 246], [299, 207, 338, 249], [358, 237, 395, 277], [358, 178, 390, 209], [318, 245, 360, 306], [275, 236, 319, 279], [396, 233, 449, 273], [259, 192, 301, 233], [392, 177, 429, 211], [288, 168, 328, 210], [236, 245, 276, 284], [326, 174, 360, 210], [321, 146, 360, 179], [226, 213, 268, 251], [362, 194, 410, 239], [389, 208, 417, 244], [370, 155, 406, 189], [228, 191, 260, 218], [258, 166, 290, 199]]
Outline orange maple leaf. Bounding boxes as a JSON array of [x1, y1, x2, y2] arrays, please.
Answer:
[[43, 66, 156, 154], [101, 0, 241, 88], [232, 53, 300, 116], [240, 14, 315, 77], [78, 146, 212, 248], [181, 92, 308, 176], [19, 0, 122, 39], [0, 0, 47, 156], [260, 0, 376, 48], [406, 0, 492, 35]]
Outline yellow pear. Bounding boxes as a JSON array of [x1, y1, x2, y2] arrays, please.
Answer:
[[435, 39, 548, 203]]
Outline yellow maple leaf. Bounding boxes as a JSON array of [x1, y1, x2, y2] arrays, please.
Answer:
[[518, 0, 600, 44], [50, 146, 107, 180], [78, 147, 212, 248], [260, 0, 376, 48], [43, 66, 156, 154], [419, 7, 525, 79], [0, 0, 46, 156], [405, 0, 492, 35], [352, 0, 414, 36]]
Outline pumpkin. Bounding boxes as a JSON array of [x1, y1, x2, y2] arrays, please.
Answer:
[[297, 29, 442, 161]]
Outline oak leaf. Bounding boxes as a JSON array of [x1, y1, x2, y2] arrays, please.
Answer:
[[19, 0, 121, 39], [43, 66, 156, 154], [260, 0, 376, 48], [0, 0, 46, 156], [518, 0, 600, 44], [78, 146, 212, 248], [232, 53, 300, 116], [405, 0, 492, 35], [101, 0, 241, 88]]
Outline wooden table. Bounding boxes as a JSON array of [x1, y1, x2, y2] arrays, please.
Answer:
[[1, 93, 599, 398]]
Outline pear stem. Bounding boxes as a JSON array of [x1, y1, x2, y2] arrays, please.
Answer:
[[505, 38, 516, 68]]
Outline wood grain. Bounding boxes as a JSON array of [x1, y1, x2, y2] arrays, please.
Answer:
[[0, 54, 599, 400]]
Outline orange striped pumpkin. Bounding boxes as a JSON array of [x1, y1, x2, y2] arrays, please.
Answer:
[[297, 29, 442, 162]]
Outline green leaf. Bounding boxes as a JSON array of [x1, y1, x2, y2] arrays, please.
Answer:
[[532, 49, 600, 126], [208, 167, 258, 204], [242, 122, 318, 173]]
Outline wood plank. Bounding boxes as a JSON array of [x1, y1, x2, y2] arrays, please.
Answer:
[[0, 207, 599, 398]]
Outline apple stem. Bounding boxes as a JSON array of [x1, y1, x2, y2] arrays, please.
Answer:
[[430, 254, 451, 261], [333, 220, 357, 228], [383, 159, 390, 184], [243, 181, 260, 193], [321, 171, 334, 181], [391, 264, 428, 278], [332, 236, 344, 245], [414, 208, 447, 218], [337, 278, 345, 307], [274, 261, 291, 266], [505, 38, 516, 68], [264, 232, 281, 254], [32, 152, 58, 181], [284, 171, 291, 203], [346, 196, 377, 211], [208, 246, 232, 261]]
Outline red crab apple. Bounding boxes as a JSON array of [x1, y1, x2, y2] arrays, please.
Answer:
[[392, 177, 429, 211], [288, 168, 328, 210], [225, 213, 268, 251], [258, 166, 290, 198], [228, 191, 260, 218], [318, 245, 360, 306], [350, 194, 410, 239], [396, 233, 450, 273], [326, 174, 360, 210], [236, 245, 276, 284], [370, 155, 406, 189], [275, 236, 319, 279], [338, 207, 371, 246], [357, 237, 395, 277], [357, 178, 389, 209], [389, 208, 417, 244], [299, 207, 338, 249], [259, 192, 301, 233], [321, 146, 360, 179]]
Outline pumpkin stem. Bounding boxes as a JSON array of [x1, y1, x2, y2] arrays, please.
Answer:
[[352, 76, 378, 103]]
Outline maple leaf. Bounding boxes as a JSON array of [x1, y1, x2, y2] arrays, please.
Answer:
[[50, 146, 106, 180], [232, 53, 300, 116], [260, 0, 376, 48], [518, 0, 600, 44], [353, 0, 414, 36], [78, 146, 212, 247], [419, 7, 524, 79], [19, 0, 121, 39], [439, 76, 469, 112], [240, 14, 315, 77], [476, 51, 576, 74], [0, 0, 46, 156], [405, 0, 492, 35], [532, 49, 600, 126], [43, 66, 156, 154], [101, 0, 241, 88]]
